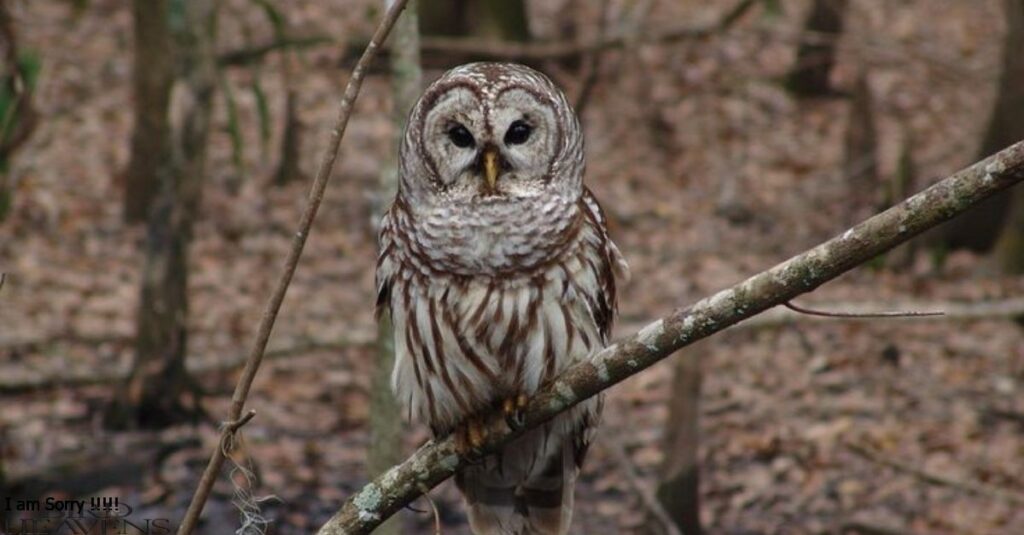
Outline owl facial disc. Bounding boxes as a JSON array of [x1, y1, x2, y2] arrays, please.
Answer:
[[401, 62, 582, 202]]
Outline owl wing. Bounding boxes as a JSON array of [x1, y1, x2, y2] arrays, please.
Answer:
[[580, 186, 630, 343], [375, 203, 399, 319]]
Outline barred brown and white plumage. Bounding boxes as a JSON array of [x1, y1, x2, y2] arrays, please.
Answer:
[[376, 62, 628, 535]]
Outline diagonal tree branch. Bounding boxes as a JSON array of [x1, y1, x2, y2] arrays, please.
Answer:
[[317, 140, 1024, 535], [174, 1, 410, 533]]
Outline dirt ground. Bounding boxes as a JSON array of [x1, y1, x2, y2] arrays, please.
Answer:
[[1, 1, 1022, 533]]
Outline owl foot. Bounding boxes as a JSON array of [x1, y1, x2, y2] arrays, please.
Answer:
[[502, 392, 529, 430], [454, 417, 487, 460]]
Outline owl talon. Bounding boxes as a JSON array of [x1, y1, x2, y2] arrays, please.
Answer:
[[502, 393, 529, 430], [454, 418, 487, 460]]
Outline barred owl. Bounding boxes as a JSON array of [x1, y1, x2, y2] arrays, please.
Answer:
[[376, 62, 629, 535]]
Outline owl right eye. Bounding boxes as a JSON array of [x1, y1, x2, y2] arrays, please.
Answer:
[[447, 124, 475, 148]]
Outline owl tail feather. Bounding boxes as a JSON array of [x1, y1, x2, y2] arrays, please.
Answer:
[[457, 454, 575, 535]]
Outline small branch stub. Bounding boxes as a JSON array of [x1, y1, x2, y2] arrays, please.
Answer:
[[783, 300, 945, 319], [225, 409, 257, 434]]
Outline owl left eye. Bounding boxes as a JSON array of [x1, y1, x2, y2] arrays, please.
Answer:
[[447, 124, 475, 148], [504, 120, 532, 145]]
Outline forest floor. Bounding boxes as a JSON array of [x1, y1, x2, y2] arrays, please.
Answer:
[[1, 1, 1022, 534]]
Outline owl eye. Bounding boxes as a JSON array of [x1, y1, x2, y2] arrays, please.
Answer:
[[447, 124, 475, 148], [504, 120, 532, 145]]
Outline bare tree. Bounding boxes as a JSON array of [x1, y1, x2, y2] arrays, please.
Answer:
[[272, 89, 303, 186], [843, 71, 880, 221], [938, 0, 1024, 258], [420, 0, 529, 41], [123, 0, 175, 223], [887, 129, 919, 268], [418, 0, 530, 67], [107, 0, 216, 429], [985, 1, 1024, 270], [785, 0, 849, 98], [271, 8, 305, 187], [653, 345, 704, 535]]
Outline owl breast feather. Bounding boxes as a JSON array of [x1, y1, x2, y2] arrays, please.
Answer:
[[416, 193, 581, 276]]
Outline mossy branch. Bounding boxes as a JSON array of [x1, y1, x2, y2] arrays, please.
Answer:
[[317, 140, 1024, 534]]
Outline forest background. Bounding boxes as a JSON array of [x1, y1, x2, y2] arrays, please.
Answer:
[[1, 0, 1023, 534]]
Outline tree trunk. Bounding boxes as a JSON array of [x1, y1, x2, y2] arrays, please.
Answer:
[[983, 1, 1024, 266], [653, 346, 703, 535], [273, 89, 303, 186], [418, 0, 530, 67], [479, 0, 530, 42], [887, 129, 919, 268], [367, 2, 421, 533], [843, 71, 879, 222], [942, 0, 1024, 259], [785, 0, 849, 98], [270, 7, 304, 187], [107, 0, 215, 429], [123, 0, 174, 223], [420, 0, 528, 40]]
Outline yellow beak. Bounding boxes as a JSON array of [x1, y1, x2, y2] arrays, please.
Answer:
[[483, 148, 500, 191]]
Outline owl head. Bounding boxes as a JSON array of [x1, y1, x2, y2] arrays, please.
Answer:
[[399, 63, 583, 204]]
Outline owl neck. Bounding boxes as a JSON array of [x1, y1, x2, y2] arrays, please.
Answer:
[[397, 190, 583, 277]]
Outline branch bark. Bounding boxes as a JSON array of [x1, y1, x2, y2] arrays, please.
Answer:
[[174, 1, 410, 533], [316, 140, 1024, 534]]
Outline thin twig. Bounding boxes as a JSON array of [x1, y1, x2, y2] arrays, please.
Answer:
[[314, 144, 1024, 533], [614, 296, 1024, 334], [416, 484, 442, 535], [605, 437, 683, 535], [174, 2, 410, 533], [783, 300, 944, 319], [846, 442, 1024, 506], [0, 273, 5, 293], [225, 409, 257, 434]]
